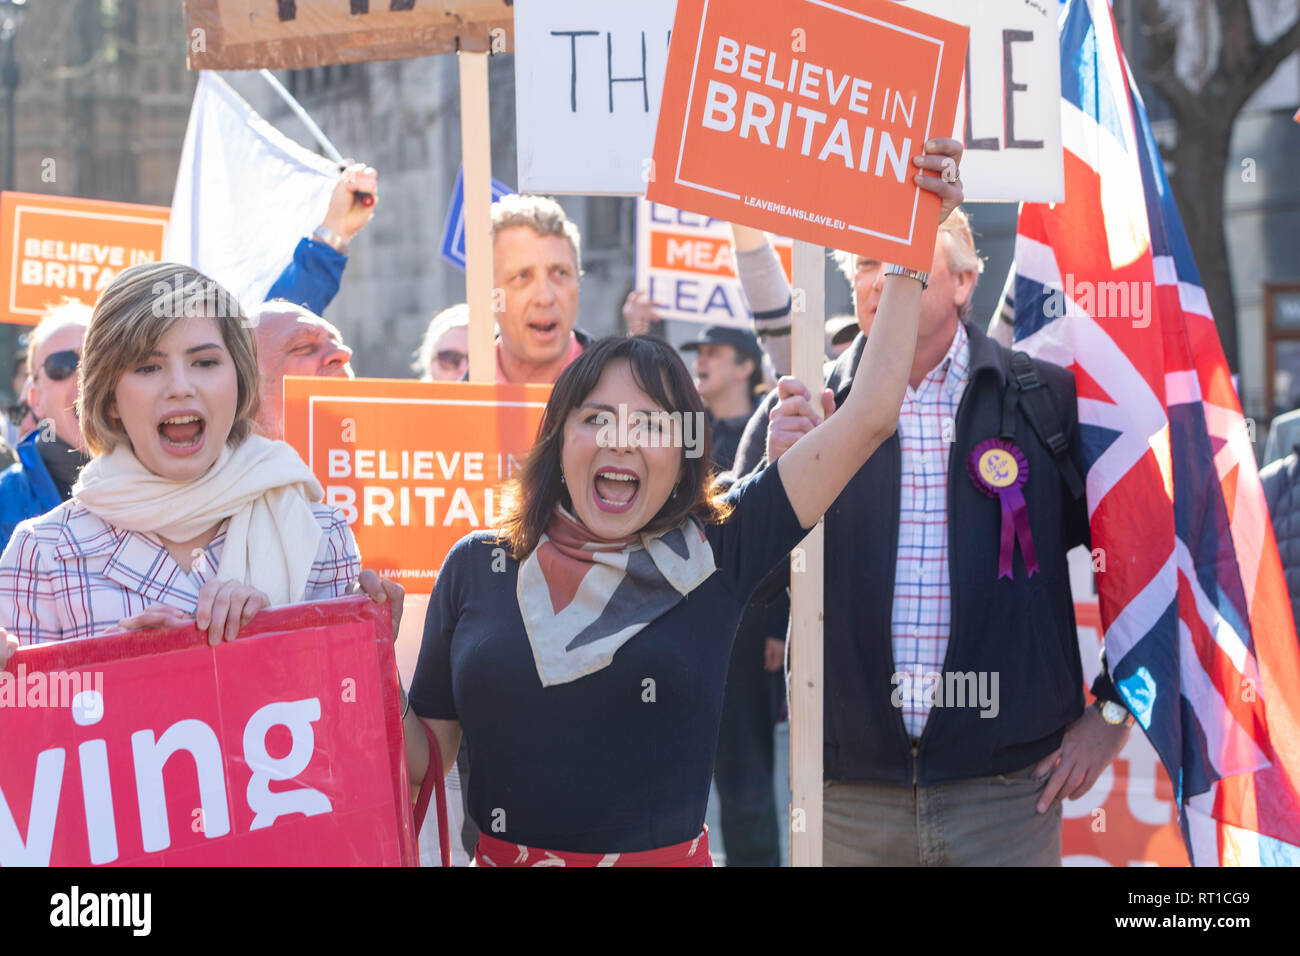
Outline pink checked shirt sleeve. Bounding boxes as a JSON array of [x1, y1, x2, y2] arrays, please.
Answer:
[[0, 522, 66, 645], [0, 502, 363, 644], [303, 504, 362, 600]]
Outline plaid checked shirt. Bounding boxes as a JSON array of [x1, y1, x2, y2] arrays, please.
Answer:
[[0, 500, 361, 644], [891, 322, 970, 739]]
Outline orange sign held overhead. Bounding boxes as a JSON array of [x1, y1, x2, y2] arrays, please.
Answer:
[[283, 378, 550, 594], [647, 0, 967, 272], [0, 192, 169, 325]]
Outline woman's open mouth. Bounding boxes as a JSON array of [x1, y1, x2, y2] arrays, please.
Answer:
[[157, 413, 206, 455], [592, 467, 640, 514]]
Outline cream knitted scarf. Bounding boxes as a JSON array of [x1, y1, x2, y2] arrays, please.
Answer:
[[73, 435, 326, 606]]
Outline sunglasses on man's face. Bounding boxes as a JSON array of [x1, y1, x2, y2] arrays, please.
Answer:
[[38, 349, 80, 382], [436, 350, 468, 369]]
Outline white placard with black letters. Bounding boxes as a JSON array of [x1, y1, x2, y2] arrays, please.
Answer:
[[514, 0, 677, 195], [899, 0, 1064, 202]]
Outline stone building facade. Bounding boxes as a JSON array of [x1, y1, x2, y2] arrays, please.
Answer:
[[0, 0, 194, 393]]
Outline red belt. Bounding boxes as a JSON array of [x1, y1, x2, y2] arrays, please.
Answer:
[[475, 826, 712, 867]]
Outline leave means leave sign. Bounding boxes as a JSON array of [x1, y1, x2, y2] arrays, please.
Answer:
[[647, 0, 968, 271]]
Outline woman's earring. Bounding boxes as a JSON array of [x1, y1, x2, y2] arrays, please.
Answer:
[[560, 473, 566, 485], [671, 482, 679, 499]]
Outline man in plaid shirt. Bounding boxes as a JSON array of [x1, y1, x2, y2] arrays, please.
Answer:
[[731, 209, 1132, 865]]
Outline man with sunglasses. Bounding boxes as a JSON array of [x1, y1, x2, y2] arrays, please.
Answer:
[[0, 304, 92, 551], [415, 303, 471, 383]]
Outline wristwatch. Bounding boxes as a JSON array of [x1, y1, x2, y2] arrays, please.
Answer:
[[311, 224, 349, 255], [884, 262, 930, 289], [1094, 699, 1134, 727]]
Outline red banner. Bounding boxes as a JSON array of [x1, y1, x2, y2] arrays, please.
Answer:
[[0, 596, 415, 867]]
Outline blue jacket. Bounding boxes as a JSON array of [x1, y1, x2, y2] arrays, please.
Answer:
[[0, 432, 63, 555], [264, 237, 346, 315]]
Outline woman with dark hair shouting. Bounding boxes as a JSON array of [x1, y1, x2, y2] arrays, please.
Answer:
[[400, 140, 965, 866]]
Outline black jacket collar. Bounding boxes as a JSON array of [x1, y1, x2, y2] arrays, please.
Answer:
[[827, 320, 1009, 404]]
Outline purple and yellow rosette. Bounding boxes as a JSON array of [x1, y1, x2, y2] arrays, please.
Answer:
[[967, 439, 1038, 580]]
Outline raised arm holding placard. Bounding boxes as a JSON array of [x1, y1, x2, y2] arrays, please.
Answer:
[[399, 142, 964, 865]]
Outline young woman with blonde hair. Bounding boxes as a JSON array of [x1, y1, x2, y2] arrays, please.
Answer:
[[0, 262, 399, 656]]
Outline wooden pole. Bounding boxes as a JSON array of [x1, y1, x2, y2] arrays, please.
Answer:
[[788, 240, 825, 867], [458, 51, 495, 385]]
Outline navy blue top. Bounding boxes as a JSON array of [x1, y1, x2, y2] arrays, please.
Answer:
[[409, 463, 807, 853]]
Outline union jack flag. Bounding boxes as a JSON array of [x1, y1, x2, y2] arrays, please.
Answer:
[[1010, 0, 1300, 865]]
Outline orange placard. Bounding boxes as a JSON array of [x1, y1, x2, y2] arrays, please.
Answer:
[[0, 192, 170, 325], [283, 378, 550, 594], [647, 0, 967, 272], [1062, 601, 1188, 866]]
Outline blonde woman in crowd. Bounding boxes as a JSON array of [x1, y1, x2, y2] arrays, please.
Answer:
[[0, 263, 399, 658]]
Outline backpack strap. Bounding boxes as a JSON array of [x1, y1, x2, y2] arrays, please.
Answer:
[[1007, 352, 1085, 501], [1000, 373, 1020, 440]]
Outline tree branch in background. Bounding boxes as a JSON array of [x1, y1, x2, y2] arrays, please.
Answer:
[[1133, 0, 1300, 380]]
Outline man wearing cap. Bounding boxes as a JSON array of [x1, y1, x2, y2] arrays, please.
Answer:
[[681, 325, 789, 866], [826, 316, 859, 359], [682, 325, 768, 471]]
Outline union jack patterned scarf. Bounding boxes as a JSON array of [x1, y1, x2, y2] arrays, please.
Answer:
[[517, 505, 717, 687]]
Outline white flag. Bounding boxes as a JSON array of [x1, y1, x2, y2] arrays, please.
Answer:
[[163, 73, 338, 310]]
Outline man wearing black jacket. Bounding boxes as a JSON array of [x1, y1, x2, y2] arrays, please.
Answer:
[[731, 210, 1132, 865]]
